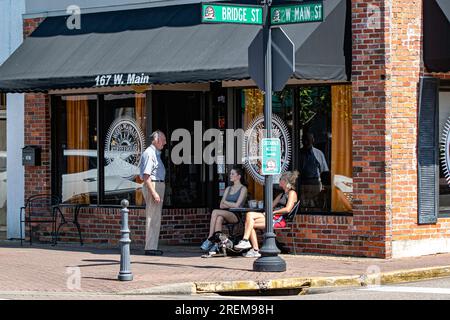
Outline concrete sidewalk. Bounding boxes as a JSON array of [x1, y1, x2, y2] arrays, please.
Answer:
[[0, 241, 450, 296]]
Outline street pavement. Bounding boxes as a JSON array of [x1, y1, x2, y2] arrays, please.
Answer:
[[300, 277, 450, 300], [1, 240, 450, 298], [1, 278, 450, 300]]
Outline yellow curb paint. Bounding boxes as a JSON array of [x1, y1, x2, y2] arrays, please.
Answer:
[[378, 266, 450, 285], [194, 266, 450, 294]]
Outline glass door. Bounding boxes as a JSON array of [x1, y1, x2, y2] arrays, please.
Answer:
[[152, 91, 206, 208]]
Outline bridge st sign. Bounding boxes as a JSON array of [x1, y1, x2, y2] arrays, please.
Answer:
[[201, 4, 263, 25]]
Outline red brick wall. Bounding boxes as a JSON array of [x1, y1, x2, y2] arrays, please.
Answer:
[[23, 18, 44, 37], [23, 18, 49, 202], [351, 0, 391, 258], [24, 94, 51, 199], [35, 207, 211, 247], [277, 215, 356, 256], [388, 1, 450, 256]]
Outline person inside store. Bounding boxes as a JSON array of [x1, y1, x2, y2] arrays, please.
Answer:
[[299, 132, 329, 208], [200, 167, 248, 253], [234, 171, 299, 258]]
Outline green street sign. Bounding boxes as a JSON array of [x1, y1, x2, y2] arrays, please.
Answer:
[[271, 2, 323, 25], [261, 138, 281, 175], [201, 3, 263, 25]]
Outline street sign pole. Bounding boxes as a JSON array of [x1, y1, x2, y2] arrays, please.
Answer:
[[253, 0, 286, 273]]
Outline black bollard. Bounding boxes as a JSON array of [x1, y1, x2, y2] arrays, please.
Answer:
[[118, 199, 133, 281]]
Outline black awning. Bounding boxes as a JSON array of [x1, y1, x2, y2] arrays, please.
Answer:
[[0, 0, 349, 93], [424, 0, 450, 72]]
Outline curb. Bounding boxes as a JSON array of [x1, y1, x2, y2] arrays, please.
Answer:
[[191, 265, 450, 295], [118, 283, 197, 296], [113, 265, 450, 296]]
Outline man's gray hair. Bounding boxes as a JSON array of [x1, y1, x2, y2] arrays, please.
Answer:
[[150, 130, 165, 142]]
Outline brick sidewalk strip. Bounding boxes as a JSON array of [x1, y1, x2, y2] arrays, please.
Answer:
[[0, 241, 450, 295]]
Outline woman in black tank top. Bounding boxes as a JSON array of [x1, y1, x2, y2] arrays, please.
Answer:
[[200, 167, 248, 252]]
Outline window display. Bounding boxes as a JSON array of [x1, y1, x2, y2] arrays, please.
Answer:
[[53, 93, 147, 205]]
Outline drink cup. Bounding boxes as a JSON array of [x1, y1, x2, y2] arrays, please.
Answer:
[[258, 201, 264, 209]]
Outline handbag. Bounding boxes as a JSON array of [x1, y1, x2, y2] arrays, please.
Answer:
[[273, 214, 286, 229]]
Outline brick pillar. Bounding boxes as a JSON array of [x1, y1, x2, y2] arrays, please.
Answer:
[[24, 94, 51, 200], [23, 18, 45, 37], [23, 18, 51, 201], [351, 0, 391, 258], [387, 1, 421, 254]]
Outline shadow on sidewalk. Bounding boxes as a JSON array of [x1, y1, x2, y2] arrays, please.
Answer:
[[133, 261, 250, 272], [0, 240, 207, 258], [70, 258, 249, 272]]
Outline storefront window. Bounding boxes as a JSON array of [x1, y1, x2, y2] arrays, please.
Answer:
[[54, 91, 213, 207], [53, 95, 98, 204], [240, 85, 353, 213], [0, 93, 6, 228], [53, 93, 147, 206], [438, 90, 450, 213], [329, 85, 353, 213], [241, 88, 294, 202], [101, 93, 147, 205]]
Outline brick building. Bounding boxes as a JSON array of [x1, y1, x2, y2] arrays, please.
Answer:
[[0, 0, 449, 259]]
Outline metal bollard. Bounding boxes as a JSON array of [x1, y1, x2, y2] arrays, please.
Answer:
[[118, 199, 133, 281]]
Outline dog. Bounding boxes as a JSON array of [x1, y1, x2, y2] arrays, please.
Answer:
[[202, 231, 243, 257]]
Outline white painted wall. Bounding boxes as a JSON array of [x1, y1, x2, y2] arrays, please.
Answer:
[[0, 0, 26, 239], [6, 94, 24, 239], [392, 238, 450, 258]]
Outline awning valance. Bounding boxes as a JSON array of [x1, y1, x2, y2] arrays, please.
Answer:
[[0, 0, 350, 93], [424, 0, 450, 72]]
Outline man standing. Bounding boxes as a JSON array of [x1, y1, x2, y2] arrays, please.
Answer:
[[140, 130, 166, 256], [299, 132, 329, 208]]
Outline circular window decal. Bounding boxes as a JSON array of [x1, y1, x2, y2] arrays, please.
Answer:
[[441, 117, 450, 186], [242, 114, 291, 185], [105, 117, 146, 180]]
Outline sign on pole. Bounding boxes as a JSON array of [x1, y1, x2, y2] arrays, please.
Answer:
[[248, 29, 265, 91], [261, 138, 281, 175], [271, 2, 324, 25], [271, 27, 295, 92], [201, 0, 324, 272], [248, 27, 295, 92], [202, 4, 263, 25]]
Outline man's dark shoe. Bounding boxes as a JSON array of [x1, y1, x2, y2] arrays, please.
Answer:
[[145, 249, 163, 256]]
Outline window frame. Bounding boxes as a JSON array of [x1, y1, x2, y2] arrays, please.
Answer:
[[52, 91, 211, 208], [238, 84, 353, 216], [52, 92, 149, 207], [0, 93, 6, 109]]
